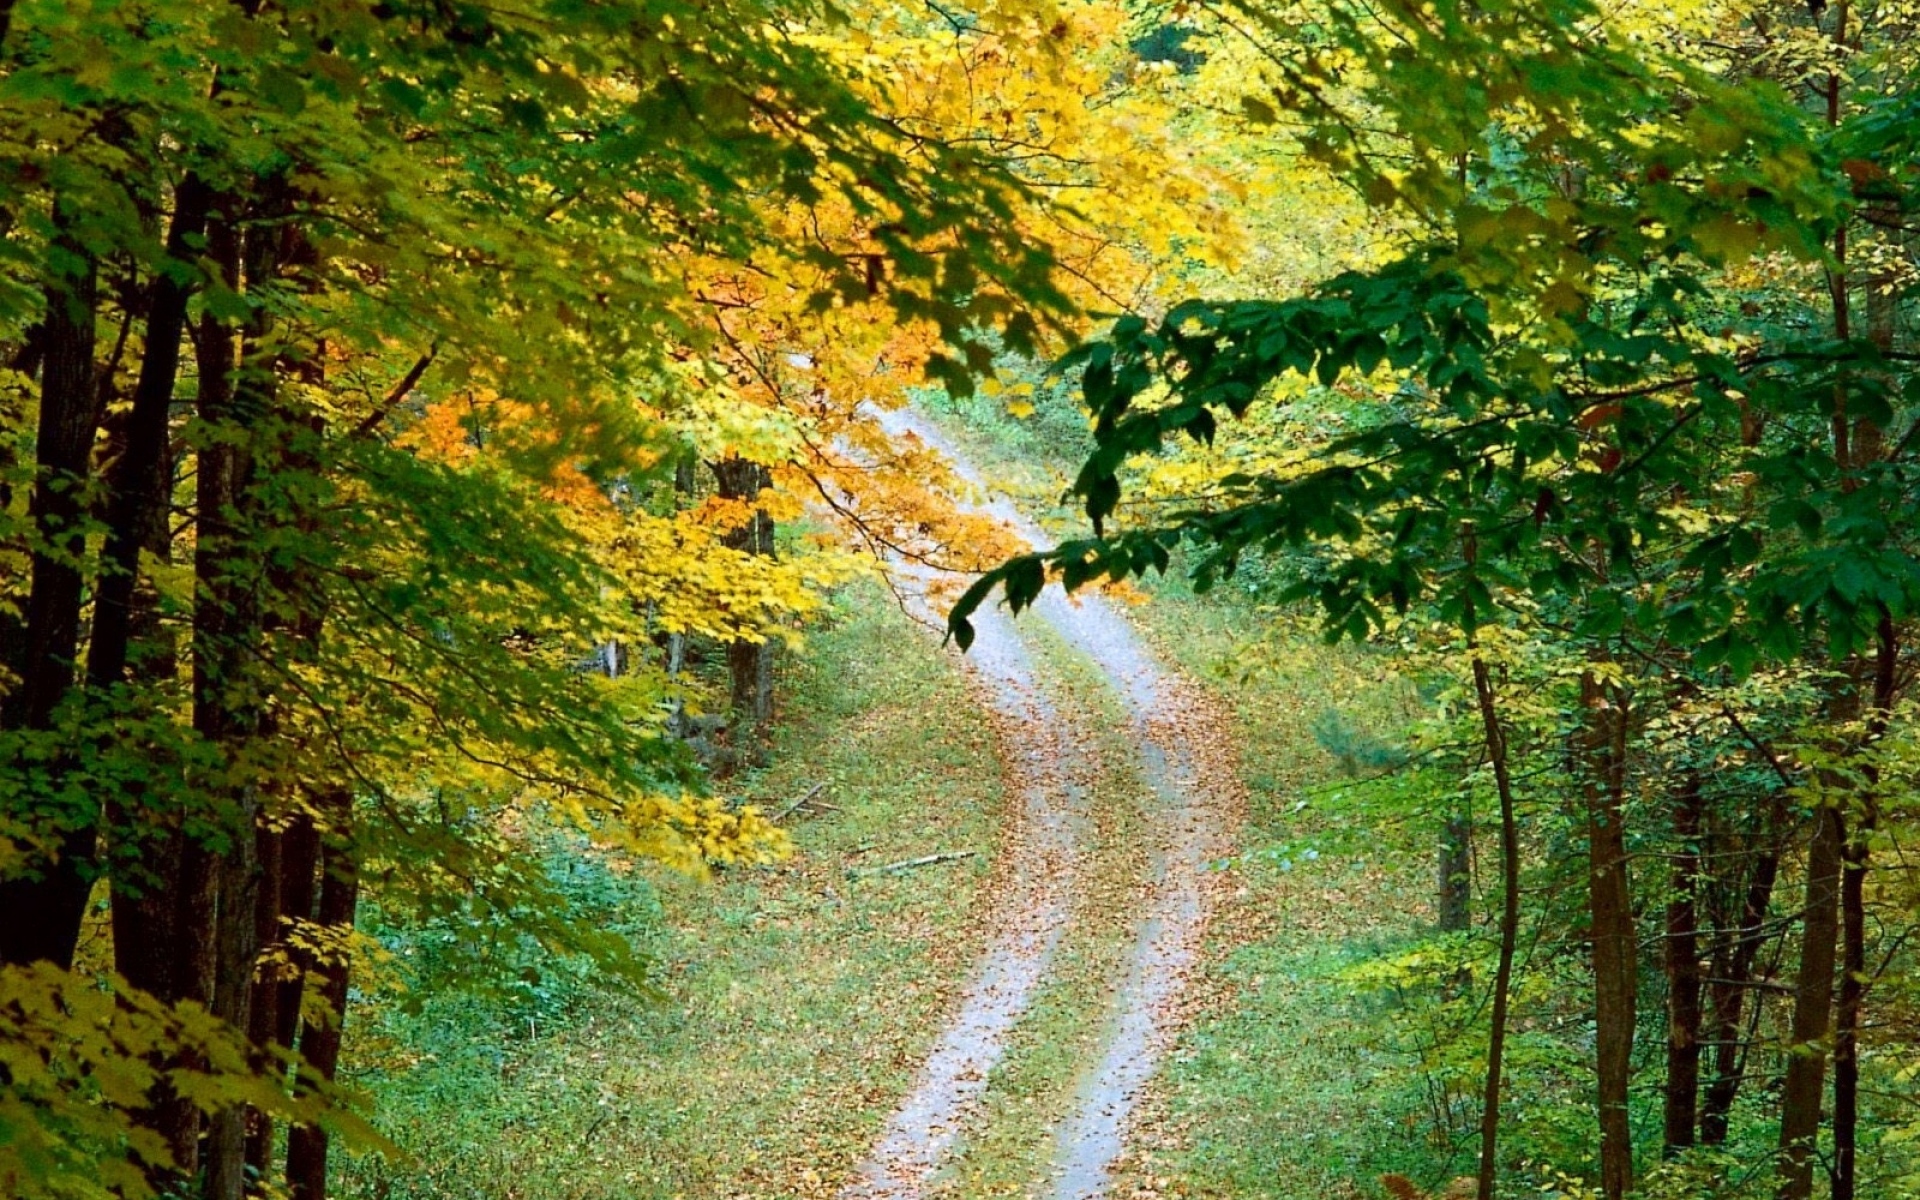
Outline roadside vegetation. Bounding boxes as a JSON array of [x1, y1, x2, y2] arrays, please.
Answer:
[[334, 584, 1007, 1200]]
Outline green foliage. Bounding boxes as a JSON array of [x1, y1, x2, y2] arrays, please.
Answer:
[[0, 964, 385, 1199], [332, 583, 1007, 1199]]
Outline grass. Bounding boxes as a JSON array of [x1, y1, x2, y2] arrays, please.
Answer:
[[1105, 573, 1452, 1200], [334, 580, 1008, 1200]]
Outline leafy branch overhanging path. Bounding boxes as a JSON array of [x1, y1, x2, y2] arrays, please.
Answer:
[[842, 408, 1244, 1199]]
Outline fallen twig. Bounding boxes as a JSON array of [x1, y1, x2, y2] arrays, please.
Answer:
[[851, 850, 979, 877], [773, 782, 828, 822]]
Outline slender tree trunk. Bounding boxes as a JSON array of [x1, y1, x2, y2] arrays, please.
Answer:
[[1463, 531, 1521, 1200], [244, 813, 322, 1175], [0, 212, 103, 969], [712, 456, 776, 764], [1833, 803, 1870, 1200], [88, 173, 211, 693], [1581, 670, 1636, 1200], [1663, 772, 1704, 1157], [1470, 653, 1520, 1200], [1777, 799, 1846, 1200], [1781, 30, 1876, 1189], [1439, 809, 1472, 934], [195, 192, 284, 1200], [1834, 615, 1896, 1200], [1701, 791, 1787, 1145], [107, 421, 216, 1182], [287, 799, 359, 1200], [242, 823, 286, 1174]]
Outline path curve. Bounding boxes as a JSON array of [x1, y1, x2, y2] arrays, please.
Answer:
[[840, 570, 1090, 1198], [843, 408, 1241, 1199]]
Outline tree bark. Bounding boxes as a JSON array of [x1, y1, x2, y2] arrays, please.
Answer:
[[1834, 615, 1896, 1200], [712, 456, 776, 764], [1470, 652, 1520, 1200], [108, 419, 215, 1182], [246, 813, 322, 1175], [1581, 670, 1636, 1200], [1776, 799, 1846, 1200], [1438, 809, 1472, 934], [194, 192, 283, 1200], [287, 801, 360, 1200], [87, 173, 211, 693], [0, 211, 103, 969], [1462, 530, 1520, 1200], [1663, 771, 1704, 1157]]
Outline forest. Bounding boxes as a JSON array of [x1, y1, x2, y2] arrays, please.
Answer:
[[0, 0, 1916, 1198]]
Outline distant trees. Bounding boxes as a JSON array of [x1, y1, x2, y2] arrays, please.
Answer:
[[0, 0, 1254, 1192], [0, 0, 1081, 1195], [955, 0, 1920, 1195]]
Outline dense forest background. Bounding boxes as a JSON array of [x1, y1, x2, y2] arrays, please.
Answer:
[[1, 0, 1917, 1198]]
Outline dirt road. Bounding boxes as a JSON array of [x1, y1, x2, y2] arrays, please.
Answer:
[[842, 410, 1241, 1199]]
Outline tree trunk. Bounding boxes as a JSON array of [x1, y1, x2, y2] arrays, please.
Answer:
[[1700, 791, 1787, 1145], [1833, 813, 1868, 1200], [87, 173, 211, 693], [245, 813, 322, 1175], [1834, 615, 1896, 1200], [712, 456, 776, 763], [1581, 670, 1636, 1200], [242, 823, 286, 1175], [1462, 530, 1520, 1200], [194, 192, 283, 1200], [1438, 809, 1471, 934], [0, 212, 102, 969], [1470, 652, 1520, 1200], [1776, 798, 1845, 1200], [108, 420, 215, 1183], [1663, 771, 1704, 1157], [287, 801, 360, 1200]]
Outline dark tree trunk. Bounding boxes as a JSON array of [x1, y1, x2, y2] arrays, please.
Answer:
[[194, 193, 283, 1200], [1777, 800, 1845, 1200], [273, 814, 323, 1053], [1582, 670, 1636, 1200], [246, 813, 322, 1175], [1700, 790, 1787, 1145], [242, 823, 286, 1175], [1438, 810, 1471, 934], [0, 213, 102, 969], [108, 416, 215, 1184], [1834, 817, 1868, 1200], [712, 456, 775, 762], [1463, 531, 1520, 1200], [1834, 615, 1897, 1200], [287, 801, 359, 1200], [1663, 772, 1704, 1157], [87, 173, 211, 693], [1470, 652, 1520, 1200]]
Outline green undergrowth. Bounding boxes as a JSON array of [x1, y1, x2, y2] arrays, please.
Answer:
[[1114, 572, 1462, 1200], [334, 580, 1007, 1200], [935, 617, 1157, 1197]]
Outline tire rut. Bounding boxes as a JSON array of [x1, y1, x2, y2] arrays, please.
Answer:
[[840, 587, 1091, 1199]]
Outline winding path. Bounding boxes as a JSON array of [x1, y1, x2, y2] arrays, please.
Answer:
[[842, 409, 1241, 1199]]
